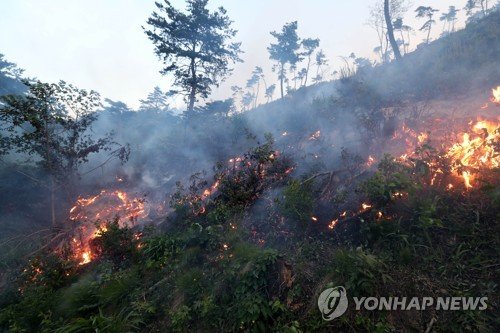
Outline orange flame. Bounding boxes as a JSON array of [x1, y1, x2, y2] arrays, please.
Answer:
[[328, 219, 338, 229], [446, 120, 499, 189], [361, 203, 372, 211], [366, 155, 376, 167], [69, 190, 147, 265], [70, 190, 147, 222], [417, 132, 428, 144]]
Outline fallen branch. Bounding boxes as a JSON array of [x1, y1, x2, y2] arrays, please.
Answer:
[[301, 168, 348, 185], [25, 232, 67, 258], [424, 317, 437, 333]]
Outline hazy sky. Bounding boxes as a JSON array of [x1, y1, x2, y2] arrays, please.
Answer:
[[0, 0, 467, 108]]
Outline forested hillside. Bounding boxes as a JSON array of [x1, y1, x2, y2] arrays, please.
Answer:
[[0, 2, 498, 332]]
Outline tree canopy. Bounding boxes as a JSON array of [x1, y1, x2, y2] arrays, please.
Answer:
[[268, 21, 302, 99], [144, 0, 242, 114]]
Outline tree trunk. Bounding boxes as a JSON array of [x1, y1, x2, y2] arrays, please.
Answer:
[[279, 63, 284, 99], [50, 176, 56, 227], [399, 30, 405, 54], [304, 55, 311, 86], [188, 58, 196, 113], [254, 81, 259, 109], [384, 0, 402, 60]]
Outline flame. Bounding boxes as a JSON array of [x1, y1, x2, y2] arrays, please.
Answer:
[[361, 203, 372, 210], [491, 86, 500, 104], [417, 132, 428, 144], [328, 219, 338, 229], [70, 190, 147, 222], [446, 119, 499, 189], [311, 216, 318, 222], [201, 180, 220, 200], [69, 190, 148, 265], [366, 155, 376, 167], [80, 251, 92, 265]]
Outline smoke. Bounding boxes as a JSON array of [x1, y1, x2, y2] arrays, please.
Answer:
[[0, 9, 498, 240]]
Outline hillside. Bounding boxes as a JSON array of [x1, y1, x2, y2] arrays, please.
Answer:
[[0, 7, 499, 333]]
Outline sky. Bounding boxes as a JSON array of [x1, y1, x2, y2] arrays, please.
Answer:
[[0, 0, 468, 109]]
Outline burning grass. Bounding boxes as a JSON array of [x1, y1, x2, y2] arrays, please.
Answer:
[[68, 190, 148, 265]]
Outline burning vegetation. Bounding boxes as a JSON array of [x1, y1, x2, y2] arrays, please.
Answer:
[[0, 3, 499, 333], [69, 190, 148, 265]]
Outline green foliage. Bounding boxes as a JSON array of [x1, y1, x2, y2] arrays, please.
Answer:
[[280, 179, 314, 227], [89, 220, 139, 267], [222, 244, 281, 331], [144, 0, 242, 112], [142, 234, 183, 268], [0, 80, 126, 179], [268, 21, 302, 98], [330, 248, 392, 296], [54, 308, 143, 333], [360, 154, 413, 205], [169, 305, 192, 332]]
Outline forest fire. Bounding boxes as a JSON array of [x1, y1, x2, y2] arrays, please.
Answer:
[[70, 190, 147, 222], [390, 85, 499, 191], [446, 119, 499, 188], [201, 180, 220, 200], [69, 190, 148, 265]]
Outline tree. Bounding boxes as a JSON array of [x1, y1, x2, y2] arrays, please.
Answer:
[[139, 86, 172, 113], [103, 98, 133, 115], [265, 84, 276, 103], [195, 98, 234, 118], [268, 21, 302, 99], [393, 18, 412, 54], [313, 50, 328, 83], [246, 67, 265, 109], [384, 0, 402, 60], [465, 0, 490, 17], [0, 54, 25, 96], [301, 38, 320, 86], [440, 6, 460, 34], [297, 68, 307, 87], [415, 6, 439, 44], [0, 80, 128, 226], [241, 91, 254, 111], [144, 0, 242, 114], [367, 0, 410, 63]]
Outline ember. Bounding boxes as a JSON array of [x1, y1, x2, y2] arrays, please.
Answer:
[[328, 219, 338, 229], [308, 130, 321, 140], [361, 203, 372, 210]]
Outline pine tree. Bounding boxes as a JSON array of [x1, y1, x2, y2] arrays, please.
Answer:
[[144, 0, 242, 114]]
